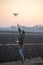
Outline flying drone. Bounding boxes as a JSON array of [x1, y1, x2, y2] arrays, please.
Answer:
[[13, 13, 19, 16]]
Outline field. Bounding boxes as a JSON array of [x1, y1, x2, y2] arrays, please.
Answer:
[[0, 58, 43, 65], [0, 31, 43, 64], [0, 31, 43, 44]]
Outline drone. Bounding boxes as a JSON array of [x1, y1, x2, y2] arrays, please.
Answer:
[[13, 13, 19, 16]]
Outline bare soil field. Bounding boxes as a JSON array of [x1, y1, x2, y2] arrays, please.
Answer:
[[0, 31, 43, 64]]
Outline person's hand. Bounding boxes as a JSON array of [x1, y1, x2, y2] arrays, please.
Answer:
[[16, 39, 19, 43], [17, 24, 19, 28]]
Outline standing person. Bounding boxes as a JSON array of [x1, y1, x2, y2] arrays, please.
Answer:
[[17, 24, 25, 63]]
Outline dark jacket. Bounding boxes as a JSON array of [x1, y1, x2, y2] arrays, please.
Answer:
[[18, 28, 25, 46]]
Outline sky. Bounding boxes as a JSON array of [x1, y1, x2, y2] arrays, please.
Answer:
[[0, 0, 43, 27]]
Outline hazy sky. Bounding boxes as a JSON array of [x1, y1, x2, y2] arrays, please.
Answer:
[[0, 0, 43, 27]]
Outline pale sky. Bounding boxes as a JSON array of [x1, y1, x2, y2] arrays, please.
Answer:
[[0, 0, 43, 27]]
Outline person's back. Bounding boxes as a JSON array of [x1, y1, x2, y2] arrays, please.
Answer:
[[18, 33, 24, 47], [18, 27, 25, 62], [18, 28, 25, 47]]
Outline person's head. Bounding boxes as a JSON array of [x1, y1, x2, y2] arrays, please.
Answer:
[[22, 30, 25, 35]]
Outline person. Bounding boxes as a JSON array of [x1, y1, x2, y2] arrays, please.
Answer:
[[17, 24, 25, 62]]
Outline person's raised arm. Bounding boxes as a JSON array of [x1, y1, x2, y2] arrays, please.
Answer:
[[17, 24, 21, 33]]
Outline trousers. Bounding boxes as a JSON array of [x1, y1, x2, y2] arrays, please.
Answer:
[[19, 48, 24, 60]]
